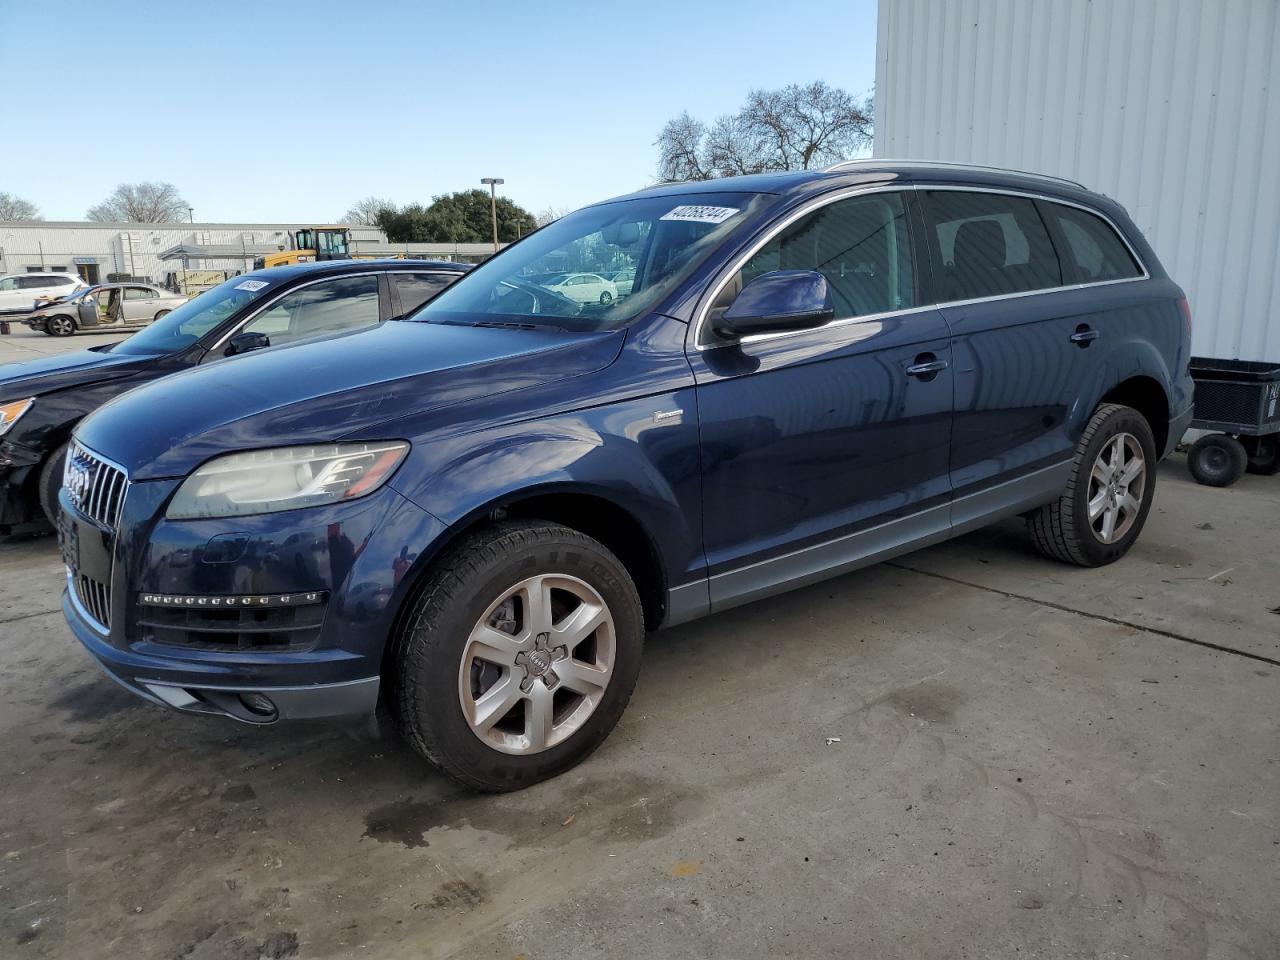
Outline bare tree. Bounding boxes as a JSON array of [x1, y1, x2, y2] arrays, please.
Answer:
[[655, 111, 712, 182], [535, 206, 572, 227], [0, 192, 41, 221], [342, 196, 396, 226], [655, 81, 873, 182], [87, 182, 189, 223]]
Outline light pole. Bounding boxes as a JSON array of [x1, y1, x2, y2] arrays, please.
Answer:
[[187, 206, 194, 223], [480, 177, 504, 253]]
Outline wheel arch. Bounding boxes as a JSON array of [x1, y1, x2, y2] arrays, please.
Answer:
[[1099, 375, 1170, 456], [386, 482, 671, 664]]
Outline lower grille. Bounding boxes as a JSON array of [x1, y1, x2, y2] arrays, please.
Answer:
[[137, 598, 327, 653], [73, 573, 112, 631]]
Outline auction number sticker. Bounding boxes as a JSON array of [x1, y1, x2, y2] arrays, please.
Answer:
[[234, 279, 270, 292], [659, 205, 739, 224]]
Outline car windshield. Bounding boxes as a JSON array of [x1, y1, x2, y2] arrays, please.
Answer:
[[110, 277, 277, 355], [413, 192, 767, 331]]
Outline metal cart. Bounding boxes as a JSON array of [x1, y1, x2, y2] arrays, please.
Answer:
[[1185, 357, 1280, 486]]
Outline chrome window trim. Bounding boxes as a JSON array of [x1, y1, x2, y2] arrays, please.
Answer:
[[692, 183, 1150, 351], [205, 270, 391, 357]]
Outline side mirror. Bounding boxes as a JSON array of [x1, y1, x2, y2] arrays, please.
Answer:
[[713, 270, 835, 339], [225, 331, 270, 356]]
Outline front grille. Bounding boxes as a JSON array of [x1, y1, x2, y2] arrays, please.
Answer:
[[63, 441, 128, 633], [75, 574, 113, 630], [64, 441, 128, 529]]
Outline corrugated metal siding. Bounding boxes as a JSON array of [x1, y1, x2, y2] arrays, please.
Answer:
[[875, 0, 1280, 362]]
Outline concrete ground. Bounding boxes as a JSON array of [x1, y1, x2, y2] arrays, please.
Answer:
[[0, 323, 121, 363], [1, 459, 1276, 959]]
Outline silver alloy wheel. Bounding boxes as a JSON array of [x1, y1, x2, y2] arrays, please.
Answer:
[[48, 315, 75, 336], [457, 573, 615, 755], [1087, 432, 1146, 543]]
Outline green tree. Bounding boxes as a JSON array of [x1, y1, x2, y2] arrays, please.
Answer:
[[378, 190, 536, 244]]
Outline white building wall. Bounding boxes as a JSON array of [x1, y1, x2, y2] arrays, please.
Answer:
[[0, 223, 386, 283], [875, 0, 1280, 362]]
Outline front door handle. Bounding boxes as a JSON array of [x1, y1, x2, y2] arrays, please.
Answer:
[[1070, 325, 1100, 346], [906, 354, 949, 380]]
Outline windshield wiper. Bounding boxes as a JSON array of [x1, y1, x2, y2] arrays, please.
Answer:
[[471, 320, 567, 332]]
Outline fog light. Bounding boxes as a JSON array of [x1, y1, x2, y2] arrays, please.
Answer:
[[239, 692, 277, 718]]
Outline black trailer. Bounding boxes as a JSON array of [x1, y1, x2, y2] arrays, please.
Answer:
[[1185, 357, 1280, 486]]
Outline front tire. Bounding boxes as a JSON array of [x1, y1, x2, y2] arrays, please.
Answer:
[[47, 315, 76, 337], [599, 290, 613, 304], [392, 520, 644, 792], [1027, 403, 1158, 567]]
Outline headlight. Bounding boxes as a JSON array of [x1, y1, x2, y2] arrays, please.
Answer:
[[0, 398, 34, 437], [166, 442, 409, 519]]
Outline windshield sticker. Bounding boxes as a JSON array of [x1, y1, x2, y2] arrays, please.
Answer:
[[659, 204, 739, 225], [234, 279, 270, 292]]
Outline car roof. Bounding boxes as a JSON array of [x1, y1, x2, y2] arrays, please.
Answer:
[[611, 160, 1108, 208], [241, 258, 470, 284], [1, 271, 80, 279]]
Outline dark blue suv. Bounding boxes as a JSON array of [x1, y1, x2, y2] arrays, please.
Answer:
[[60, 162, 1193, 791]]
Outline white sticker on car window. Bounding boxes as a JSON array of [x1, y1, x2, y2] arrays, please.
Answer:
[[659, 205, 739, 225], [234, 279, 270, 292]]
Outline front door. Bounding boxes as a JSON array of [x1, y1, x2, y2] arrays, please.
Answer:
[[688, 190, 954, 611]]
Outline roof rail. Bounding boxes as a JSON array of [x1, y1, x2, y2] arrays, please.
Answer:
[[825, 158, 1086, 190]]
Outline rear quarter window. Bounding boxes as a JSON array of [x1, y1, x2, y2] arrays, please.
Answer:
[[1043, 203, 1143, 283]]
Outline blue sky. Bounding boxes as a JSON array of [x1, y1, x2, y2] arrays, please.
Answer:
[[0, 0, 877, 222]]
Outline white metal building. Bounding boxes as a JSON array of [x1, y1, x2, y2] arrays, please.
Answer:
[[0, 222, 385, 285], [874, 0, 1279, 362]]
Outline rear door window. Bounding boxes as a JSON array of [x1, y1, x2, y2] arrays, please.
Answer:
[[923, 191, 1062, 301], [1042, 202, 1142, 283], [393, 272, 456, 315]]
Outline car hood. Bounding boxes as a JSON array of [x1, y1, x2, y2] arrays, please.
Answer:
[[77, 320, 625, 480], [0, 345, 157, 398]]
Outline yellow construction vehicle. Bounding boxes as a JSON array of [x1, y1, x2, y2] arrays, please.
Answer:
[[252, 227, 352, 269]]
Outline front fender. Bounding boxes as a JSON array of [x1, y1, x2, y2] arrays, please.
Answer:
[[389, 397, 704, 593]]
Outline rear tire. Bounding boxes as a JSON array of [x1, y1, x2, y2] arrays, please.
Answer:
[[392, 520, 644, 792], [153, 309, 170, 322], [1187, 433, 1248, 487], [38, 443, 68, 527], [1027, 403, 1158, 567]]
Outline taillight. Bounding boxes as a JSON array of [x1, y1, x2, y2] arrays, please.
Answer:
[[1176, 297, 1192, 338]]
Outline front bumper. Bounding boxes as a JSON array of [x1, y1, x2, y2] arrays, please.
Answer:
[[61, 477, 449, 724], [65, 585, 381, 723]]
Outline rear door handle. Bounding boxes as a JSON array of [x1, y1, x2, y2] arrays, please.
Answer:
[[1070, 325, 1100, 346], [906, 357, 950, 378]]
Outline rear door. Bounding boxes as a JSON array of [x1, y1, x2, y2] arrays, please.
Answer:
[[919, 189, 1083, 521], [689, 189, 954, 609], [122, 286, 158, 323]]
